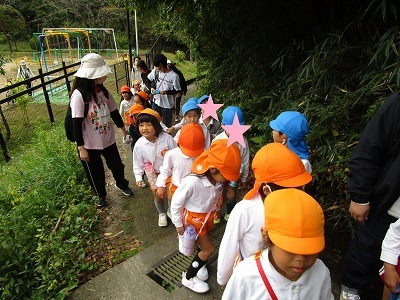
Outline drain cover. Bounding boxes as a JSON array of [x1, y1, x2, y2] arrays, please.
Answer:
[[148, 222, 226, 290]]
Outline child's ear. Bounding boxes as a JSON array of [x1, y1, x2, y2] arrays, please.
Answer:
[[261, 227, 273, 247], [261, 184, 271, 197]]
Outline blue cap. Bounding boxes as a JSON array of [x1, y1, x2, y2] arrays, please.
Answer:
[[182, 101, 200, 115], [221, 106, 245, 125], [197, 94, 209, 104], [187, 97, 198, 103], [269, 111, 310, 159]]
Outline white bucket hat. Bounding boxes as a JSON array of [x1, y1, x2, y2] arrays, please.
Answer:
[[74, 53, 112, 79]]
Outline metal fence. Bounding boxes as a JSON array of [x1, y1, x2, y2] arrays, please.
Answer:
[[0, 59, 129, 163], [146, 36, 162, 69]]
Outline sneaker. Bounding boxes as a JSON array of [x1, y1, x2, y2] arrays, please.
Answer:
[[224, 213, 230, 221], [213, 215, 221, 224], [114, 183, 133, 196], [158, 213, 168, 227], [197, 265, 209, 281], [140, 181, 147, 188], [97, 196, 107, 208], [340, 286, 361, 300], [181, 272, 209, 293]]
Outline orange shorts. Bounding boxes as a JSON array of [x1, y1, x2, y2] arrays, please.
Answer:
[[182, 208, 215, 237]]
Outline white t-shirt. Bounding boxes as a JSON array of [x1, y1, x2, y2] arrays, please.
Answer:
[[70, 89, 117, 150], [147, 69, 181, 109], [381, 217, 400, 265], [217, 193, 264, 285], [133, 132, 177, 182], [222, 248, 334, 300]]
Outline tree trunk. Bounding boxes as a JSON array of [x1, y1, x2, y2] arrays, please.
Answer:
[[6, 34, 13, 53]]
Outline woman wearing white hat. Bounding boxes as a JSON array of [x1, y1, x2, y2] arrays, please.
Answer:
[[69, 53, 133, 207]]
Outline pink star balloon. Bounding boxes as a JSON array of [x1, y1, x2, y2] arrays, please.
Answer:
[[198, 94, 223, 120], [222, 113, 251, 148]]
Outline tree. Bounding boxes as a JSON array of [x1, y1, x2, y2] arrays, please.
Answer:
[[0, 5, 26, 53]]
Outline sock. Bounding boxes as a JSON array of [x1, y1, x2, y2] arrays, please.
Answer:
[[226, 200, 236, 214], [186, 254, 207, 279], [154, 200, 165, 214]]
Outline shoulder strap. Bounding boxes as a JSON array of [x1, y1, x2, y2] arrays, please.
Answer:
[[255, 250, 278, 300]]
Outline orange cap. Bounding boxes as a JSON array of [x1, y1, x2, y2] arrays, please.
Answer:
[[132, 79, 141, 85], [244, 143, 312, 199], [138, 108, 161, 122], [135, 91, 150, 101], [265, 188, 325, 255], [129, 103, 144, 116], [191, 139, 241, 181], [178, 124, 205, 157], [120, 85, 131, 93]]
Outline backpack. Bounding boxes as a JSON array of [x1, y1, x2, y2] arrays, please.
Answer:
[[65, 101, 89, 142]]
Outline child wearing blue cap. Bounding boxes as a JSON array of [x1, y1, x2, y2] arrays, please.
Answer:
[[169, 99, 211, 149], [198, 94, 222, 139], [269, 111, 312, 174], [213, 106, 250, 223]]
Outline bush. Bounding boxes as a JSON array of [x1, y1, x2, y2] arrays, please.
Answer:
[[0, 126, 99, 299], [175, 50, 185, 62]]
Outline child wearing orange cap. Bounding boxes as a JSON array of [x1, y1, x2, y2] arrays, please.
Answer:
[[133, 108, 177, 226], [217, 143, 312, 286], [155, 124, 205, 217], [171, 139, 241, 293], [133, 91, 152, 109], [222, 188, 334, 300], [127, 103, 144, 153], [119, 85, 135, 144], [131, 79, 141, 94]]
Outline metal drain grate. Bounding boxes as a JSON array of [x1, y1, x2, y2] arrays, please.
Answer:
[[149, 222, 227, 289]]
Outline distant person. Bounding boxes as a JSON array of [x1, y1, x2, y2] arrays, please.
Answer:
[[69, 53, 133, 208], [16, 60, 34, 95], [222, 188, 334, 300], [167, 59, 187, 121], [136, 59, 151, 87], [145, 54, 181, 127], [131, 79, 141, 94], [130, 55, 142, 85]]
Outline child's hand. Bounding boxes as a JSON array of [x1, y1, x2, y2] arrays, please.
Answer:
[[383, 262, 400, 293], [136, 181, 143, 187], [176, 226, 184, 235], [156, 187, 166, 199], [166, 127, 174, 134]]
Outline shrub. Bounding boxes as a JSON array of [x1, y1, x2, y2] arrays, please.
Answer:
[[175, 50, 185, 62]]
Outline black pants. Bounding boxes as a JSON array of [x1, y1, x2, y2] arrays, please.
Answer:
[[80, 143, 129, 198], [175, 95, 182, 116], [341, 211, 397, 290], [151, 102, 173, 128]]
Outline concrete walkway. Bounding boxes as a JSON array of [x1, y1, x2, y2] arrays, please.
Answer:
[[69, 229, 225, 300]]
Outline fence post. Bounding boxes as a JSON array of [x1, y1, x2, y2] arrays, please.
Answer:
[[38, 68, 55, 124], [63, 61, 72, 93], [0, 129, 11, 162], [125, 60, 130, 86], [113, 64, 118, 92]]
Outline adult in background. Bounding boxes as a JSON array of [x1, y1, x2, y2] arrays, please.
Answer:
[[136, 59, 151, 91], [69, 53, 133, 208], [145, 54, 181, 127], [167, 59, 187, 121], [130, 55, 142, 86], [16, 60, 34, 95], [340, 93, 400, 300]]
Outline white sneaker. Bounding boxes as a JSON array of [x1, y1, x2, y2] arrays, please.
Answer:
[[196, 265, 209, 281], [181, 272, 209, 293], [140, 181, 147, 188], [158, 213, 168, 227], [340, 286, 361, 300]]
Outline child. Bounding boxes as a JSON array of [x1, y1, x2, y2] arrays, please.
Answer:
[[127, 103, 144, 150], [213, 106, 249, 222], [134, 91, 152, 109], [270, 111, 312, 173], [166, 97, 198, 132], [171, 139, 241, 293], [198, 94, 222, 139], [131, 79, 141, 94], [155, 123, 205, 217], [217, 143, 312, 286], [380, 218, 400, 299], [119, 86, 135, 125], [169, 100, 211, 149], [133, 108, 177, 226], [222, 188, 334, 300]]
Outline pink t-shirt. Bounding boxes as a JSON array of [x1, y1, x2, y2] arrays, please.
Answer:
[[70, 89, 118, 150]]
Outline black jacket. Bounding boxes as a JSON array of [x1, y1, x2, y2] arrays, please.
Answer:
[[171, 65, 187, 94], [347, 93, 400, 215]]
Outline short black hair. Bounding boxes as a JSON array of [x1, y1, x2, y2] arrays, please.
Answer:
[[136, 60, 148, 71], [153, 54, 167, 68], [137, 114, 163, 137]]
